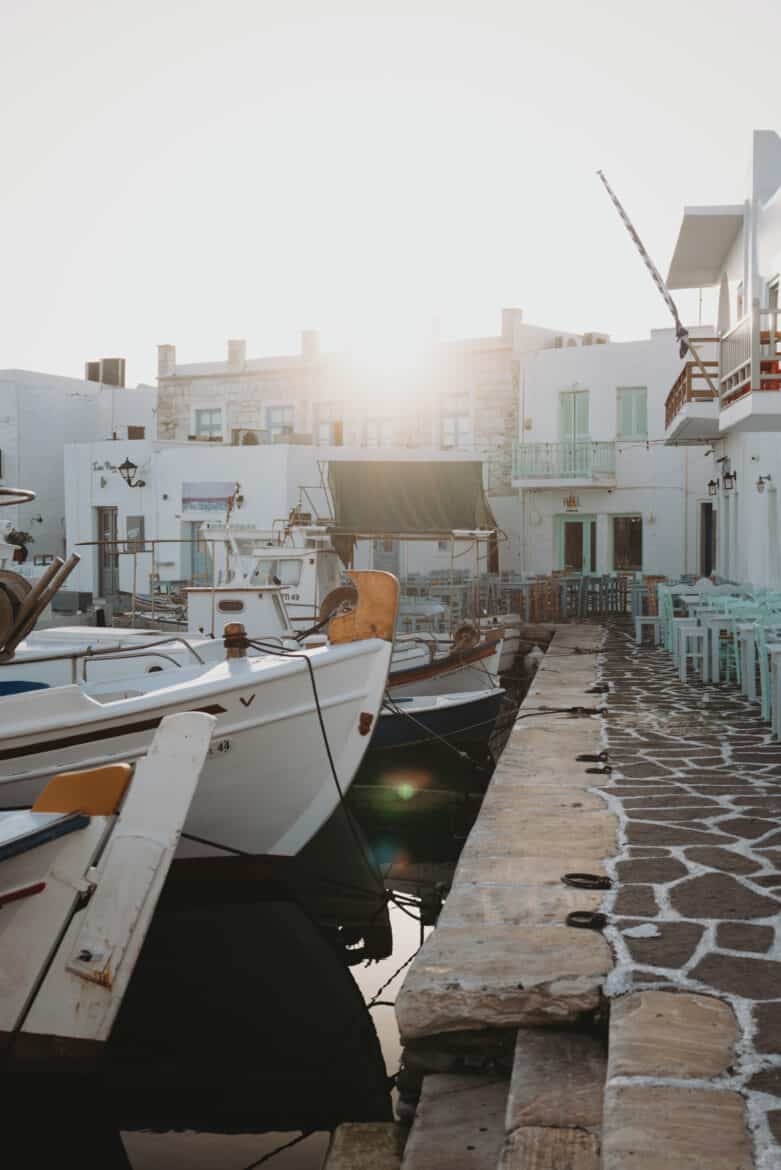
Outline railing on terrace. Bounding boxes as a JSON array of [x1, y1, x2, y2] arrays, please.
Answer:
[[720, 307, 781, 406], [664, 337, 719, 429], [512, 440, 615, 480]]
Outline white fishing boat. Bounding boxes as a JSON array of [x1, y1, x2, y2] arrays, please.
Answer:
[[0, 712, 214, 1051], [0, 572, 399, 858]]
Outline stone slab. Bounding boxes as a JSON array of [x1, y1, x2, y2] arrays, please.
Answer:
[[396, 924, 610, 1041], [437, 884, 602, 929], [499, 1127, 600, 1170], [401, 1074, 507, 1170], [602, 1085, 752, 1170], [506, 1029, 606, 1131], [608, 990, 738, 1079], [324, 1123, 402, 1170]]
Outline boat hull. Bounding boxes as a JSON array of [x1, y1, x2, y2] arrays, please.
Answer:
[[387, 640, 502, 698], [0, 641, 392, 858], [374, 689, 505, 750]]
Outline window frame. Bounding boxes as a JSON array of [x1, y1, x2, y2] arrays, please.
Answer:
[[191, 406, 224, 440], [265, 403, 295, 441], [611, 514, 643, 572], [615, 386, 648, 441]]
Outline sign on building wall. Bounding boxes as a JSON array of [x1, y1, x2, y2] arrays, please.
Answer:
[[182, 481, 236, 512]]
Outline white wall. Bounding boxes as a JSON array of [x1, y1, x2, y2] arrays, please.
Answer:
[[0, 370, 154, 563], [516, 331, 712, 577], [64, 441, 499, 596]]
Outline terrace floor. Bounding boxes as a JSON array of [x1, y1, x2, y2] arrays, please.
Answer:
[[600, 619, 781, 1163]]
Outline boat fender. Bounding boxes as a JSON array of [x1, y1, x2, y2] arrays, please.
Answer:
[[452, 621, 479, 652]]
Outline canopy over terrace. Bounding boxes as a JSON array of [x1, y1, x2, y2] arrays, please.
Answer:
[[325, 460, 498, 566]]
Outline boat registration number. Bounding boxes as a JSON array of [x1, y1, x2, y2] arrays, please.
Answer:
[[208, 738, 232, 756]]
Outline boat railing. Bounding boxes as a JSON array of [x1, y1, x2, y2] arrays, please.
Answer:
[[6, 635, 209, 683]]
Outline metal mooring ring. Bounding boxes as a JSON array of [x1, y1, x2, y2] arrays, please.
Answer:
[[576, 751, 608, 763], [566, 911, 608, 931], [561, 872, 612, 890]]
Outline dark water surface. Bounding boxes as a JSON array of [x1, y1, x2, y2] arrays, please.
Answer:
[[5, 678, 524, 1168]]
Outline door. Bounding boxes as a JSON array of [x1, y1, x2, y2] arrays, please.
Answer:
[[700, 502, 715, 577], [96, 507, 119, 596], [559, 389, 589, 475], [184, 521, 213, 585], [558, 516, 596, 573], [373, 538, 400, 575]]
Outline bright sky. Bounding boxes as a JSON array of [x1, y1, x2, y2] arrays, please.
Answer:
[[2, 0, 778, 384]]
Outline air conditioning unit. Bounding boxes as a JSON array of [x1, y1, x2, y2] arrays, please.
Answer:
[[552, 335, 564, 348], [187, 434, 223, 442]]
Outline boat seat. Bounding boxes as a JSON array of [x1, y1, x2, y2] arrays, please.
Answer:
[[32, 763, 134, 816], [0, 680, 49, 696]]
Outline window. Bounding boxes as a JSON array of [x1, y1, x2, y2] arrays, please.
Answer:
[[267, 404, 295, 440], [127, 425, 146, 440], [193, 408, 223, 439], [613, 516, 642, 571], [126, 515, 146, 553], [441, 413, 471, 448], [315, 403, 343, 445], [437, 540, 449, 551], [616, 387, 647, 440], [365, 419, 394, 448], [250, 557, 302, 586]]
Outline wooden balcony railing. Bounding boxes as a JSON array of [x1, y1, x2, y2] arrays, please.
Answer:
[[720, 308, 781, 406], [664, 347, 719, 430]]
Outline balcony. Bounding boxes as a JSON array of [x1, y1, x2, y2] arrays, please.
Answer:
[[663, 338, 720, 444], [718, 308, 781, 432], [512, 440, 616, 488]]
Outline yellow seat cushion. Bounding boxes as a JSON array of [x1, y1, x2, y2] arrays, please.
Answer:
[[32, 763, 133, 815]]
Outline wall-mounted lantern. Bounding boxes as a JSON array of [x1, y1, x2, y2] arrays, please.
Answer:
[[707, 479, 719, 497], [722, 470, 737, 491], [757, 475, 773, 494], [118, 457, 146, 489]]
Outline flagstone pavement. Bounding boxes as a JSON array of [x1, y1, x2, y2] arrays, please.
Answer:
[[600, 620, 781, 1163]]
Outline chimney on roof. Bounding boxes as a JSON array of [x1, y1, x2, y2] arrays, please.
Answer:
[[228, 339, 247, 370], [157, 344, 176, 378], [301, 330, 320, 362], [502, 307, 523, 342], [85, 358, 126, 387]]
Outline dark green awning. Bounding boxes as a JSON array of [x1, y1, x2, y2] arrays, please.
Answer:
[[327, 461, 496, 537]]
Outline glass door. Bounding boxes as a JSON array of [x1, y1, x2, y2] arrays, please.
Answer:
[[557, 516, 596, 573], [558, 390, 590, 476], [96, 507, 119, 596]]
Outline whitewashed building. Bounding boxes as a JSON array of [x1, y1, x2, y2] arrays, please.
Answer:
[[513, 331, 712, 577], [154, 309, 606, 575], [63, 440, 489, 598], [0, 369, 154, 566], [664, 129, 781, 587]]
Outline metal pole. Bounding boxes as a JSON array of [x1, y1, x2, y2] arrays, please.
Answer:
[[131, 551, 137, 627]]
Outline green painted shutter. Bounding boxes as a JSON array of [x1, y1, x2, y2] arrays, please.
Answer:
[[559, 392, 572, 440], [575, 391, 589, 440], [617, 387, 647, 438]]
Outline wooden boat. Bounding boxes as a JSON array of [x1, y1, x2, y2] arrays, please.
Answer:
[[0, 712, 213, 1056], [387, 630, 503, 698], [0, 573, 399, 858], [373, 688, 506, 751]]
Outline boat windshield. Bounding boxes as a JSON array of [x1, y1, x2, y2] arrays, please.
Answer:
[[250, 558, 302, 586]]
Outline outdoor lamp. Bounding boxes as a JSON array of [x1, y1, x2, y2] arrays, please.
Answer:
[[722, 470, 736, 491], [757, 475, 773, 494], [707, 479, 719, 497], [118, 457, 145, 488]]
